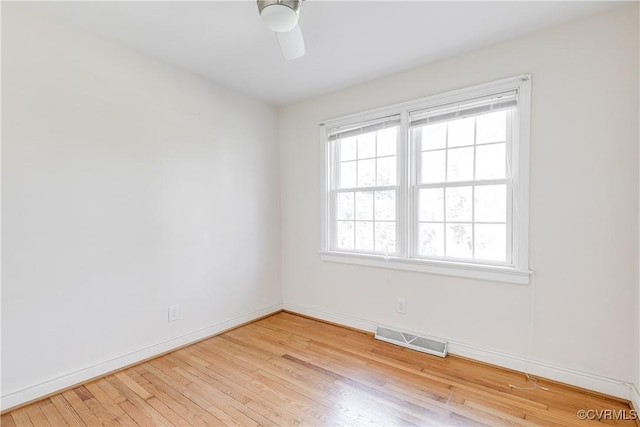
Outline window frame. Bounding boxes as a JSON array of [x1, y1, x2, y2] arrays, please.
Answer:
[[328, 116, 402, 256], [409, 107, 514, 267], [320, 75, 532, 285]]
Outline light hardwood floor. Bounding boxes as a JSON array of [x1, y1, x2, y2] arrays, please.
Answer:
[[2, 311, 637, 426]]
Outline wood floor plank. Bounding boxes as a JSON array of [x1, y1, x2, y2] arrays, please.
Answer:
[[1, 413, 18, 427], [39, 402, 70, 427], [24, 405, 51, 427], [49, 394, 86, 426], [8, 409, 34, 427], [85, 381, 127, 419], [141, 397, 191, 427], [118, 399, 158, 427], [4, 311, 636, 426], [95, 377, 128, 405], [112, 412, 140, 427], [114, 372, 154, 400], [84, 395, 124, 425], [61, 390, 102, 426]]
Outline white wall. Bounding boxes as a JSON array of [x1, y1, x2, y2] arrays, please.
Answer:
[[637, 0, 640, 409], [280, 4, 639, 396], [2, 5, 281, 409]]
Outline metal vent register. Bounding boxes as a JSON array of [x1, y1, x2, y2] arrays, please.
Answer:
[[375, 326, 447, 358]]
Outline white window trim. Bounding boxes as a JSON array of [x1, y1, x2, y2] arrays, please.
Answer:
[[320, 75, 532, 285]]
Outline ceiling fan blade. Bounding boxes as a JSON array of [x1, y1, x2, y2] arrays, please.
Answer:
[[277, 24, 305, 61]]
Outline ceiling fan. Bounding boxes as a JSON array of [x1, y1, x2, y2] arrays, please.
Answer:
[[257, 0, 305, 61]]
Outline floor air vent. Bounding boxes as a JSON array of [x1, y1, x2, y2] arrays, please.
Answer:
[[375, 325, 447, 358]]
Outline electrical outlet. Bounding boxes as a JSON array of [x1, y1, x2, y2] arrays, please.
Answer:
[[168, 305, 180, 322], [396, 297, 407, 314]]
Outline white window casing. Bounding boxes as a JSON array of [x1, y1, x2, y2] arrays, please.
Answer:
[[320, 75, 532, 285]]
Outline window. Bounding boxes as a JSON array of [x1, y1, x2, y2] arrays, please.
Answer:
[[321, 75, 532, 284], [330, 117, 400, 255]]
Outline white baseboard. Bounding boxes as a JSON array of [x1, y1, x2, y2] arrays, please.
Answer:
[[283, 303, 636, 403], [1, 303, 283, 412], [284, 302, 378, 332], [630, 384, 640, 412], [446, 340, 633, 401]]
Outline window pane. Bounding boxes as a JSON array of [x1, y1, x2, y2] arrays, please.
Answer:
[[446, 223, 472, 258], [376, 156, 396, 186], [421, 123, 447, 151], [377, 128, 397, 156], [419, 188, 443, 221], [336, 192, 354, 220], [475, 224, 506, 262], [418, 223, 444, 256], [475, 185, 506, 222], [421, 150, 446, 184], [337, 221, 354, 249], [340, 161, 356, 188], [446, 186, 472, 222], [448, 117, 474, 148], [476, 143, 505, 180], [355, 221, 374, 250], [340, 136, 357, 161], [447, 147, 474, 182], [355, 191, 373, 220], [357, 133, 376, 159], [375, 191, 395, 220], [476, 111, 506, 145], [357, 159, 376, 187], [375, 222, 396, 254]]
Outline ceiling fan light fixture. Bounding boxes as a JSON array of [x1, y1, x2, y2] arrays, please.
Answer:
[[258, 0, 301, 33]]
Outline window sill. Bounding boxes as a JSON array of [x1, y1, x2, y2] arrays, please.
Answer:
[[319, 251, 532, 285]]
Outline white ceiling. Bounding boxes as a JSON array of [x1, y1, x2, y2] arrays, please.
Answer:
[[27, 1, 625, 106]]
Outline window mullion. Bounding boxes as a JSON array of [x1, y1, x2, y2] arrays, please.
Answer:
[[409, 125, 419, 259], [373, 131, 377, 252], [399, 110, 409, 258], [334, 185, 397, 193], [472, 117, 477, 260], [330, 138, 339, 251], [415, 179, 508, 189], [443, 123, 449, 257]]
